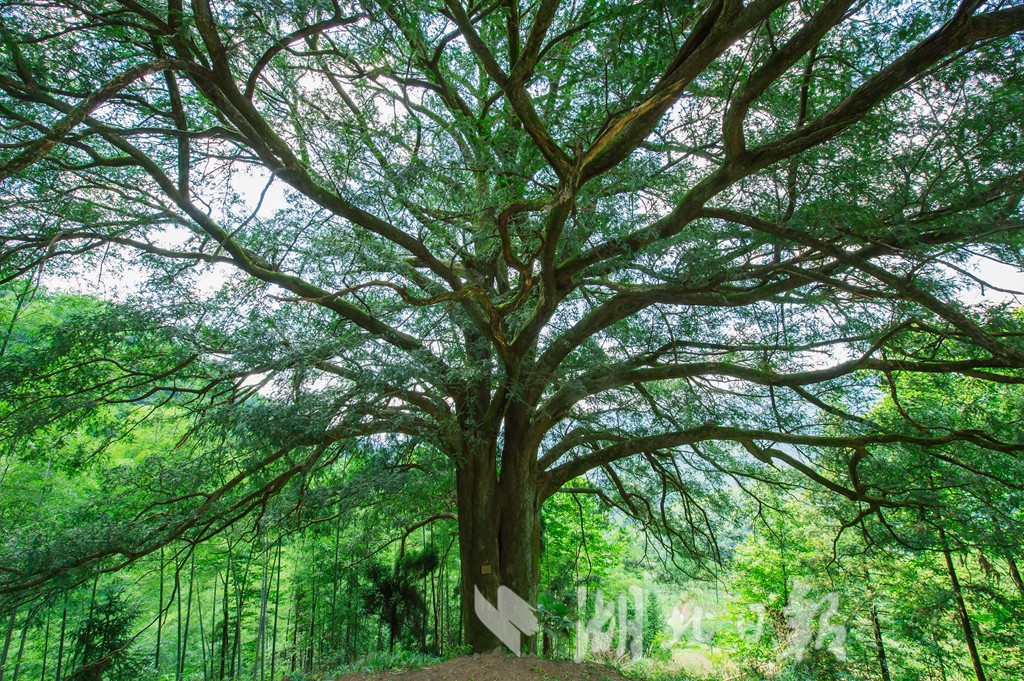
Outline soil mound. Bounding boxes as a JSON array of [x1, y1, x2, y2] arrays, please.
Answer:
[[336, 653, 638, 681]]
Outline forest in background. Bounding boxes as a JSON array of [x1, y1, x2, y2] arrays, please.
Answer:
[[1, 288, 1022, 681]]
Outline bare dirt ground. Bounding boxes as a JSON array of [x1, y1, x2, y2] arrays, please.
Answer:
[[335, 653, 639, 681]]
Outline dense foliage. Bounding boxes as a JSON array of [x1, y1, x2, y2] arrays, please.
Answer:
[[1, 0, 1024, 677]]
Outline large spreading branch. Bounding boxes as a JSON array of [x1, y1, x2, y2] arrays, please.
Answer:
[[540, 425, 1024, 501], [560, 1, 1024, 279]]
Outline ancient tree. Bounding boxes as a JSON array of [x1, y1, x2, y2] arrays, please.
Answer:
[[2, 0, 1024, 651]]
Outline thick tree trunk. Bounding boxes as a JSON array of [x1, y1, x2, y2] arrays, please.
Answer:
[[456, 448, 501, 653], [456, 433, 543, 654]]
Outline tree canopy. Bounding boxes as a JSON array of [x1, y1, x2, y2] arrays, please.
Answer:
[[2, 0, 1024, 654]]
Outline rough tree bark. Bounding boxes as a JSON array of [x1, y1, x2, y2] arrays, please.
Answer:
[[456, 425, 543, 653]]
